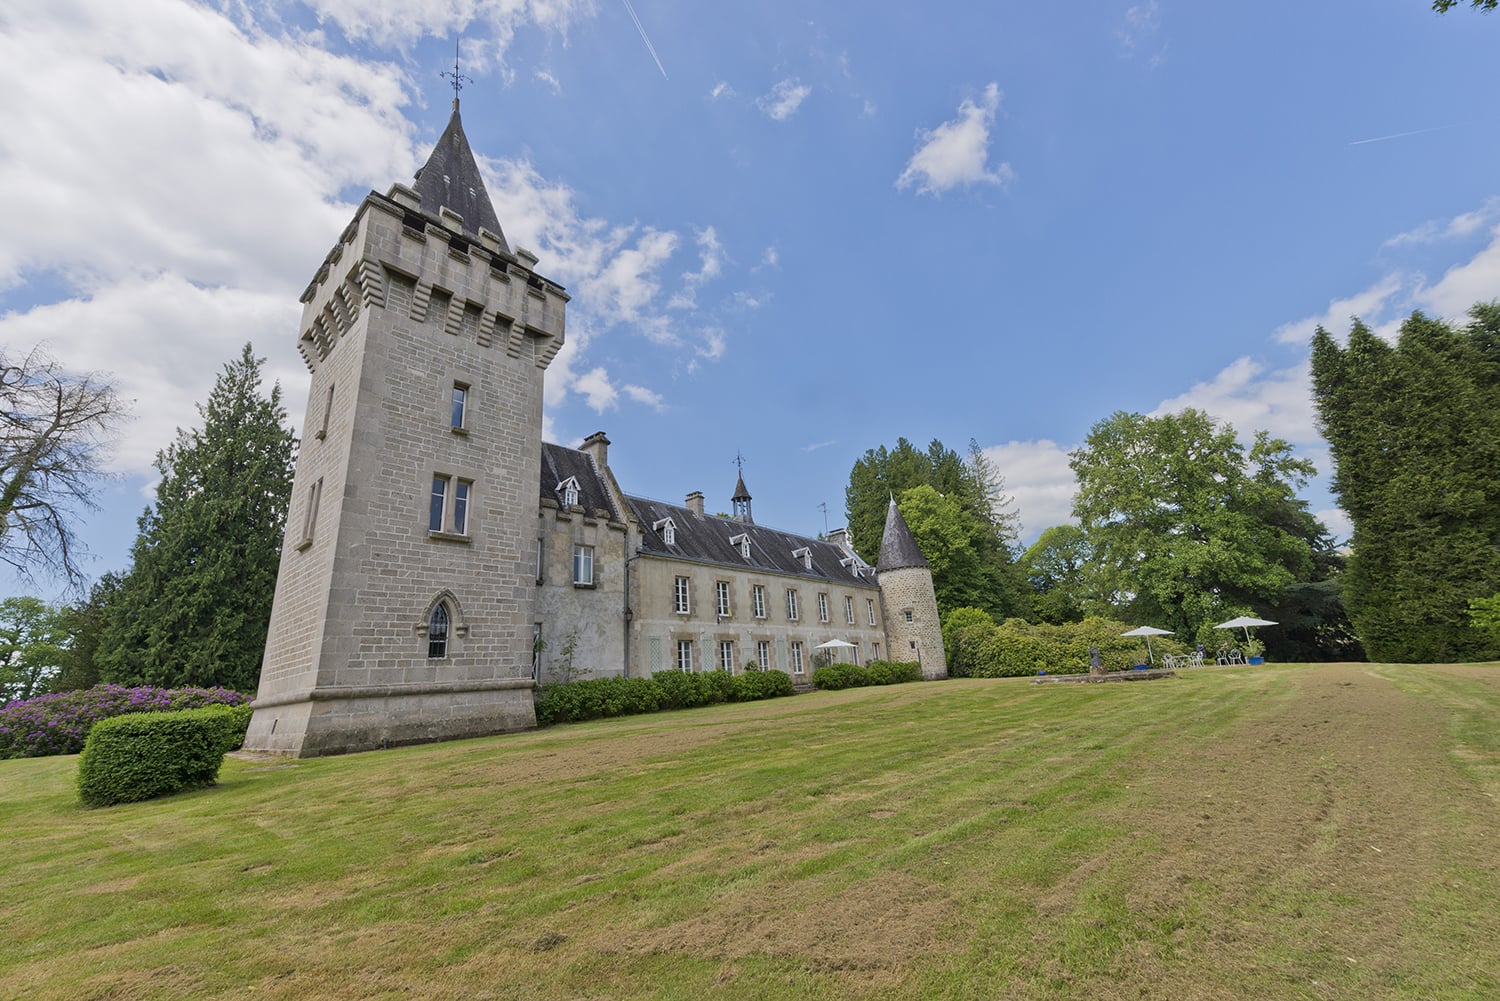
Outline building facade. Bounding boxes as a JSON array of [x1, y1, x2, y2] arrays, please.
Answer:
[[246, 103, 944, 757]]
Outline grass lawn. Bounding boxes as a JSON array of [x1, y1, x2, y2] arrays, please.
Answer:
[[3, 662, 1499, 1000]]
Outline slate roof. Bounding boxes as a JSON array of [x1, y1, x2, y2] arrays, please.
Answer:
[[411, 102, 509, 249], [876, 498, 929, 572], [539, 443, 618, 520], [626, 495, 875, 587]]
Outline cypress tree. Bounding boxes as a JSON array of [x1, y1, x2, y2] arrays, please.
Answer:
[[97, 345, 298, 691], [1311, 305, 1500, 662]]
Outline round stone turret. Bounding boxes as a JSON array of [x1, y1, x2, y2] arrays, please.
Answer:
[[876, 497, 947, 679]]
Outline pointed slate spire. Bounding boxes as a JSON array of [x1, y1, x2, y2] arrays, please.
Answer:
[[411, 100, 509, 250], [877, 496, 928, 572]]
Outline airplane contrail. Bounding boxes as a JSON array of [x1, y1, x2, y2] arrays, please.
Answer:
[[1349, 122, 1464, 146], [621, 0, 668, 78]]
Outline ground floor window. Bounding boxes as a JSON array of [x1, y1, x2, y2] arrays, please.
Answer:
[[757, 640, 770, 669], [790, 641, 804, 675], [719, 640, 735, 672], [428, 603, 450, 659], [677, 639, 693, 672]]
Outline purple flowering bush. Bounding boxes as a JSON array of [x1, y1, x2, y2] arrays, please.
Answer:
[[0, 684, 252, 759]]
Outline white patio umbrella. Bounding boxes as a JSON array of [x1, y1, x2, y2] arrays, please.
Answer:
[[1120, 625, 1173, 665], [1214, 616, 1278, 644], [815, 639, 858, 663]]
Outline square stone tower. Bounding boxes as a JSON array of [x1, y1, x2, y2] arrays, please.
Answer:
[[244, 101, 567, 757]]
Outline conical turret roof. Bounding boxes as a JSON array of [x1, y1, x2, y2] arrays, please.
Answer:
[[411, 101, 509, 250], [877, 496, 929, 572], [732, 473, 752, 502]]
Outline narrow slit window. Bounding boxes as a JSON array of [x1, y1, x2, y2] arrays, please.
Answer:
[[452, 480, 470, 535], [430, 475, 449, 533], [451, 383, 468, 430]]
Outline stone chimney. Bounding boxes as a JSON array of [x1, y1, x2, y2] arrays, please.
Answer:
[[581, 431, 609, 470], [685, 491, 705, 516], [827, 527, 852, 551]]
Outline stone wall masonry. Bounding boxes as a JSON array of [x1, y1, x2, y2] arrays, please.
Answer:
[[247, 188, 567, 757], [877, 566, 948, 680]]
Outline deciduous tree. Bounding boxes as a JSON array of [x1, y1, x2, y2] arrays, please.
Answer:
[[0, 349, 124, 587], [0, 596, 67, 702], [1069, 409, 1322, 640], [97, 346, 297, 691]]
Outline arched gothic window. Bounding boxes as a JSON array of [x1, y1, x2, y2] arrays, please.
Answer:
[[428, 603, 450, 659]]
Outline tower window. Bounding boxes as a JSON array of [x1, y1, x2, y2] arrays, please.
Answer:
[[428, 603, 450, 659], [315, 384, 334, 441], [904, 610, 914, 623], [430, 475, 448, 533], [430, 474, 473, 536], [297, 478, 322, 551], [451, 383, 468, 430]]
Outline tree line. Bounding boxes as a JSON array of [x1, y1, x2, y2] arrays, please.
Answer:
[[1, 346, 295, 700], [849, 299, 1500, 664]]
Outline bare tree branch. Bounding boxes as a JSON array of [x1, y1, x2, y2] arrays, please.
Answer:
[[0, 347, 127, 588]]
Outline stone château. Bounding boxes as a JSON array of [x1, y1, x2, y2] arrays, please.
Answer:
[[243, 100, 945, 757]]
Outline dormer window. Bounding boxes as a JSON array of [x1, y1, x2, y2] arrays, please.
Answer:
[[729, 533, 751, 559], [654, 517, 677, 546], [792, 546, 812, 570], [556, 476, 580, 509]]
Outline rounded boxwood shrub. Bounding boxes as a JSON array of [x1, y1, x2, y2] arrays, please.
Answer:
[[865, 660, 923, 685], [77, 705, 247, 808], [535, 667, 795, 726], [731, 668, 794, 701]]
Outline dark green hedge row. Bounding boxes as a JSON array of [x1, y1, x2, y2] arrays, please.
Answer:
[[76, 704, 253, 808], [535, 668, 795, 726], [810, 660, 923, 691]]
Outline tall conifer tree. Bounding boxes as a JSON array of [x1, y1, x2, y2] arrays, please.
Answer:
[[1310, 305, 1500, 662], [98, 345, 297, 690]]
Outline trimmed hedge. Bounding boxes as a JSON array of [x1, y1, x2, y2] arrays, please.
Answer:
[[76, 704, 251, 808], [942, 612, 1185, 677], [0, 684, 252, 759], [811, 660, 922, 691], [535, 668, 795, 726]]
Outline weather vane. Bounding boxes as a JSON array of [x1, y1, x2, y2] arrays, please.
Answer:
[[441, 39, 472, 107], [735, 449, 745, 475]]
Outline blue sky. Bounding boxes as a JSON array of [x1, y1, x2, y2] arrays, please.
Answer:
[[2, 0, 1499, 600]]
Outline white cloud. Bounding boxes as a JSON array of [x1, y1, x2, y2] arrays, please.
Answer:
[[758, 78, 812, 121], [981, 439, 1078, 544], [759, 246, 780, 270], [1118, 0, 1167, 66], [801, 439, 837, 453], [574, 366, 619, 412], [709, 80, 734, 100], [295, 0, 599, 54], [1315, 507, 1353, 545], [0, 275, 302, 474], [1151, 358, 1321, 448], [0, 0, 742, 482], [1412, 222, 1500, 320], [622, 384, 665, 411], [535, 68, 561, 93], [1273, 275, 1404, 345], [1382, 197, 1500, 248], [896, 83, 1014, 196]]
